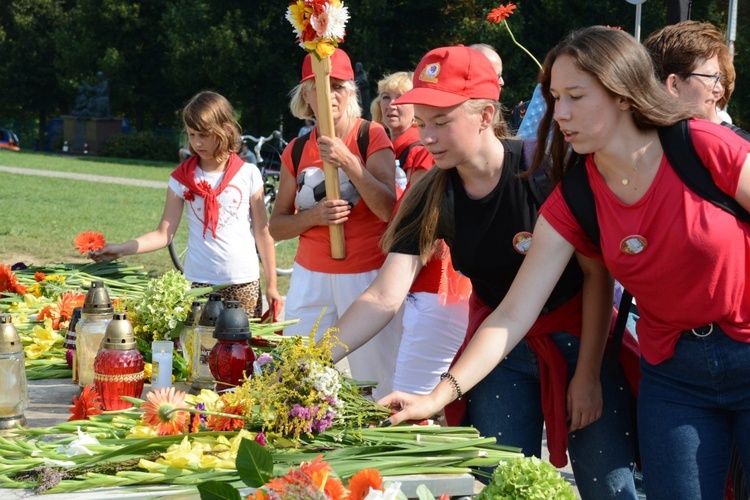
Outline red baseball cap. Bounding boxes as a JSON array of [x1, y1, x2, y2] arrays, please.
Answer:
[[300, 48, 355, 83], [394, 45, 500, 107]]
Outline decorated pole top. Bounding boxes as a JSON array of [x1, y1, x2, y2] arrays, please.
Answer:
[[286, 0, 351, 259]]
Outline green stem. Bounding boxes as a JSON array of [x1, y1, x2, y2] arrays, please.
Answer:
[[504, 21, 542, 71]]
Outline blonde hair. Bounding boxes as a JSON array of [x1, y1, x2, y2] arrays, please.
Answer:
[[382, 99, 508, 261], [289, 80, 362, 120], [530, 26, 695, 184], [182, 91, 242, 159], [370, 72, 414, 125]]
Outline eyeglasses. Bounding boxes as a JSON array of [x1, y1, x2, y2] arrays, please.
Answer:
[[679, 72, 723, 89]]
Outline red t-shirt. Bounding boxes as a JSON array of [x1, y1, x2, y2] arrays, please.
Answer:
[[541, 119, 750, 364], [281, 119, 393, 274], [393, 126, 433, 178]]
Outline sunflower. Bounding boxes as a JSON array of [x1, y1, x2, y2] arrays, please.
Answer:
[[68, 385, 104, 421], [73, 231, 106, 255], [141, 387, 190, 436]]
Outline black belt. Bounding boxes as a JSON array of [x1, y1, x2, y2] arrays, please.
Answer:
[[682, 323, 715, 338]]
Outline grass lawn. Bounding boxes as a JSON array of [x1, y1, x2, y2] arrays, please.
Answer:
[[0, 150, 295, 295]]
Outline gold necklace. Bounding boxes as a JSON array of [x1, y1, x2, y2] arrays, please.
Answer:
[[621, 146, 647, 186]]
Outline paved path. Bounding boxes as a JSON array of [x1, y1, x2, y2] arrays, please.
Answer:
[[0, 165, 168, 188]]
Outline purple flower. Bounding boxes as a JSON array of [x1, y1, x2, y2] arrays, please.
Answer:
[[257, 353, 273, 366]]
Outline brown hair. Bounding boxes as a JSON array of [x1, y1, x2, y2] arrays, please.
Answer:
[[381, 99, 508, 261], [182, 91, 242, 159], [643, 20, 735, 109], [530, 26, 694, 184]]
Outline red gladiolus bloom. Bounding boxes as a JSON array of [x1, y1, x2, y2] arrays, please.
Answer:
[[74, 231, 106, 255], [486, 2, 517, 23], [68, 385, 104, 421], [0, 264, 27, 296], [34, 272, 46, 282]]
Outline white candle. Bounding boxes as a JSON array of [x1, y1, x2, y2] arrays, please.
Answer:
[[151, 341, 173, 390]]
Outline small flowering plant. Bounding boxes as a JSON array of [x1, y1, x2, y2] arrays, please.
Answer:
[[486, 2, 542, 70], [286, 0, 350, 58], [123, 270, 192, 342]]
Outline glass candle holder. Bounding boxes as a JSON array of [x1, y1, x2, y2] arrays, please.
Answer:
[[208, 301, 255, 388], [189, 293, 224, 394], [151, 341, 174, 390], [0, 314, 29, 433], [94, 313, 144, 411], [76, 281, 113, 387]]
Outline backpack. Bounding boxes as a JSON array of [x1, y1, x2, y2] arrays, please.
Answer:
[[290, 119, 372, 176], [561, 119, 750, 371]]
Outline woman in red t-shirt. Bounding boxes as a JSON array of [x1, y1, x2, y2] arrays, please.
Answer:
[[381, 27, 750, 500]]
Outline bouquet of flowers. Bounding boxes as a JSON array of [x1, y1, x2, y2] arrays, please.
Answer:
[[286, 0, 350, 58]]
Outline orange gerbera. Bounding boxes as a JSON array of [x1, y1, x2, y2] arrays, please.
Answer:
[[37, 292, 85, 330], [0, 264, 27, 296], [486, 2, 516, 23], [34, 272, 46, 282], [74, 231, 106, 255], [68, 385, 104, 421], [141, 387, 190, 436], [346, 469, 383, 500], [206, 401, 246, 431]]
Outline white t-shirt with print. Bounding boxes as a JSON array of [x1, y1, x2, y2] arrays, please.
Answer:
[[168, 163, 263, 284]]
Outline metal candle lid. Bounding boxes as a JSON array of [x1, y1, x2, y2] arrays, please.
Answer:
[[82, 280, 113, 314], [213, 301, 251, 340], [0, 314, 22, 354], [185, 301, 203, 327], [198, 293, 225, 327], [101, 312, 136, 350]]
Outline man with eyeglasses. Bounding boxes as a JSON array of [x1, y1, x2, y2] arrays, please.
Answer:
[[644, 21, 745, 137]]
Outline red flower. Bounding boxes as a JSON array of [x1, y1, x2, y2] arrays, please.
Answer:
[[206, 399, 246, 431], [0, 264, 27, 296], [34, 272, 46, 282], [74, 231, 106, 255], [68, 385, 104, 421], [486, 2, 516, 23]]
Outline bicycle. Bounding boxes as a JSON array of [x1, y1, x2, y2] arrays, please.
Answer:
[[168, 130, 296, 277]]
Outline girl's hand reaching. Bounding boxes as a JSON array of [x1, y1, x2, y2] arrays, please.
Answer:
[[89, 243, 127, 263], [376, 391, 444, 427]]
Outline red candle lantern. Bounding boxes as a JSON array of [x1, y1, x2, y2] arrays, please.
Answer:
[[93, 312, 145, 410], [208, 301, 255, 389]]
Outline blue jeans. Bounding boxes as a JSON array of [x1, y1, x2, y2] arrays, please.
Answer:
[[638, 325, 750, 500], [466, 331, 638, 499]]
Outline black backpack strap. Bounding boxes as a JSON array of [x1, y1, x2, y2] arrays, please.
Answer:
[[658, 120, 750, 222], [398, 141, 421, 167], [291, 131, 312, 177], [560, 155, 632, 374], [560, 155, 601, 247], [356, 119, 371, 162]]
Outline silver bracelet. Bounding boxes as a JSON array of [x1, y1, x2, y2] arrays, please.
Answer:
[[440, 371, 463, 400]]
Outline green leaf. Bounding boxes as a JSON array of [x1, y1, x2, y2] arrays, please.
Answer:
[[236, 438, 273, 487], [415, 484, 437, 500], [196, 481, 242, 500]]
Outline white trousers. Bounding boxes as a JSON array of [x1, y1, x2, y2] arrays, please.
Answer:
[[283, 262, 403, 400], [392, 292, 469, 394]]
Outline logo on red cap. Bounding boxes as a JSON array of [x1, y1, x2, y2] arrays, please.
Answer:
[[419, 63, 441, 83]]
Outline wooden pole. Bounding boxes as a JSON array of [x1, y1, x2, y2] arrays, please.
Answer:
[[310, 54, 346, 259]]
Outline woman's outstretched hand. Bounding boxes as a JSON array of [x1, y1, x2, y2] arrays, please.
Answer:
[[376, 391, 443, 427]]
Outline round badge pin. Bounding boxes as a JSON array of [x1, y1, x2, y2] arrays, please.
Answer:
[[513, 231, 533, 254], [619, 235, 647, 255]]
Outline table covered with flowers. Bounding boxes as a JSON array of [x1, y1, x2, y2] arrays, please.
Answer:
[[0, 261, 577, 499]]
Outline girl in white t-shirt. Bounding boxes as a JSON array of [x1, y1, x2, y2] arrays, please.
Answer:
[[91, 91, 282, 318]]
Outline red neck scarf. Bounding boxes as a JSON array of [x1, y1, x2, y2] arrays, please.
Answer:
[[171, 152, 244, 238]]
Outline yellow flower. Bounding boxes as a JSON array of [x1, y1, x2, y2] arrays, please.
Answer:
[[143, 362, 153, 381], [25, 321, 62, 358], [28, 283, 43, 298], [313, 39, 336, 58], [126, 425, 159, 439], [44, 274, 66, 283], [286, 0, 309, 36]]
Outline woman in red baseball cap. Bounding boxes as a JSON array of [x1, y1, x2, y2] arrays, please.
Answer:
[[332, 44, 638, 498], [269, 48, 401, 400]]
